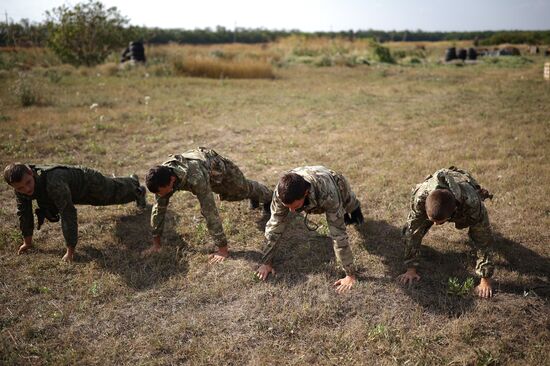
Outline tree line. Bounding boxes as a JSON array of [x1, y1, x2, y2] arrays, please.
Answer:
[[1, 0, 549, 67], [2, 20, 550, 48]]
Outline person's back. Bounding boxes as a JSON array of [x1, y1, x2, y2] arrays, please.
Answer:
[[144, 147, 272, 262], [399, 166, 495, 298]]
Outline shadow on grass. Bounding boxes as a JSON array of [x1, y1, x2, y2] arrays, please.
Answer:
[[357, 219, 475, 316], [80, 207, 189, 291], [357, 220, 550, 315], [492, 233, 550, 299], [260, 213, 338, 285]]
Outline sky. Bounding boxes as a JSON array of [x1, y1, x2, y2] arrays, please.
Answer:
[[3, 0, 550, 32]]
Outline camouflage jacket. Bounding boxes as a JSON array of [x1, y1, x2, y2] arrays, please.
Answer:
[[262, 166, 355, 274], [402, 167, 494, 277], [15, 165, 100, 247], [150, 148, 227, 247]]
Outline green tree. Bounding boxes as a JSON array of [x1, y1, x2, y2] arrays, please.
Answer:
[[46, 1, 132, 66]]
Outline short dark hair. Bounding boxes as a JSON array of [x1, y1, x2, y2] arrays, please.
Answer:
[[145, 166, 174, 193], [426, 189, 456, 221], [277, 172, 310, 204], [4, 163, 32, 184]]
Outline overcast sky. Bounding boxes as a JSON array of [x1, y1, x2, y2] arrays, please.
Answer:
[[3, 0, 550, 32]]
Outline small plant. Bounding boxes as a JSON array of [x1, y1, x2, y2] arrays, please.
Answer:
[[447, 277, 475, 297], [12, 72, 43, 107], [195, 222, 208, 242], [368, 324, 389, 341], [89, 281, 100, 297], [474, 348, 499, 366], [45, 69, 63, 83]]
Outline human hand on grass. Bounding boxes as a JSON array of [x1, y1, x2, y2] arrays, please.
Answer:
[[333, 275, 356, 293], [397, 268, 421, 285], [18, 236, 33, 255], [209, 245, 229, 264], [61, 246, 75, 262], [474, 277, 493, 298], [141, 237, 162, 257], [255, 264, 275, 281]]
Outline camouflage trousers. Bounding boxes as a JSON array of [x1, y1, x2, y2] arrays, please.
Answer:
[[468, 206, 495, 278], [333, 173, 361, 214], [208, 155, 272, 204], [76, 168, 141, 206]]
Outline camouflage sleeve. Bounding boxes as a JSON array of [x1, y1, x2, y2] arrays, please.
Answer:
[[151, 194, 171, 237], [46, 179, 78, 248], [468, 205, 495, 278], [16, 194, 34, 237], [193, 180, 228, 248], [325, 206, 355, 275], [402, 191, 433, 269], [262, 191, 290, 264]]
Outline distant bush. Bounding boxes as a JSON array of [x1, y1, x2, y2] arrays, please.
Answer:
[[172, 57, 274, 79], [370, 41, 395, 64], [12, 72, 45, 107], [45, 1, 135, 66], [482, 56, 534, 68], [314, 55, 333, 67]]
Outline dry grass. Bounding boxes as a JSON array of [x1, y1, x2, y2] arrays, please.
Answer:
[[0, 43, 549, 365], [172, 57, 275, 79]]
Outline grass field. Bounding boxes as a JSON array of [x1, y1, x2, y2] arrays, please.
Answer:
[[0, 42, 549, 365]]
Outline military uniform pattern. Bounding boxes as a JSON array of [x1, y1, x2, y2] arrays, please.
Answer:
[[402, 167, 494, 278], [16, 165, 141, 247], [150, 148, 272, 247], [262, 166, 361, 275]]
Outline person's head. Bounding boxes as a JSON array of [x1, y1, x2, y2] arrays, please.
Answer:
[[4, 163, 35, 196], [145, 166, 176, 197], [277, 172, 310, 211], [426, 189, 456, 225]]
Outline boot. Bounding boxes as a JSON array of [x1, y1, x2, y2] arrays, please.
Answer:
[[346, 207, 364, 226], [249, 198, 260, 209], [263, 200, 272, 215]]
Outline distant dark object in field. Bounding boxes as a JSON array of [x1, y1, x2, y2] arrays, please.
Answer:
[[529, 46, 540, 55], [444, 47, 456, 62], [544, 49, 550, 57], [498, 46, 521, 56], [457, 48, 467, 61], [467, 48, 477, 60], [121, 41, 146, 63]]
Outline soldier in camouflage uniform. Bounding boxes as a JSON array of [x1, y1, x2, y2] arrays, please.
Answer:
[[398, 166, 495, 298], [4, 163, 147, 262], [144, 147, 272, 262], [256, 166, 365, 293]]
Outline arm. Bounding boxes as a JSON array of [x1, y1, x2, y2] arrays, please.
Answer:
[[194, 182, 227, 248], [151, 193, 171, 239], [261, 191, 290, 265], [468, 206, 495, 279], [16, 193, 34, 240], [326, 206, 357, 293], [402, 193, 433, 270], [325, 207, 355, 275]]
